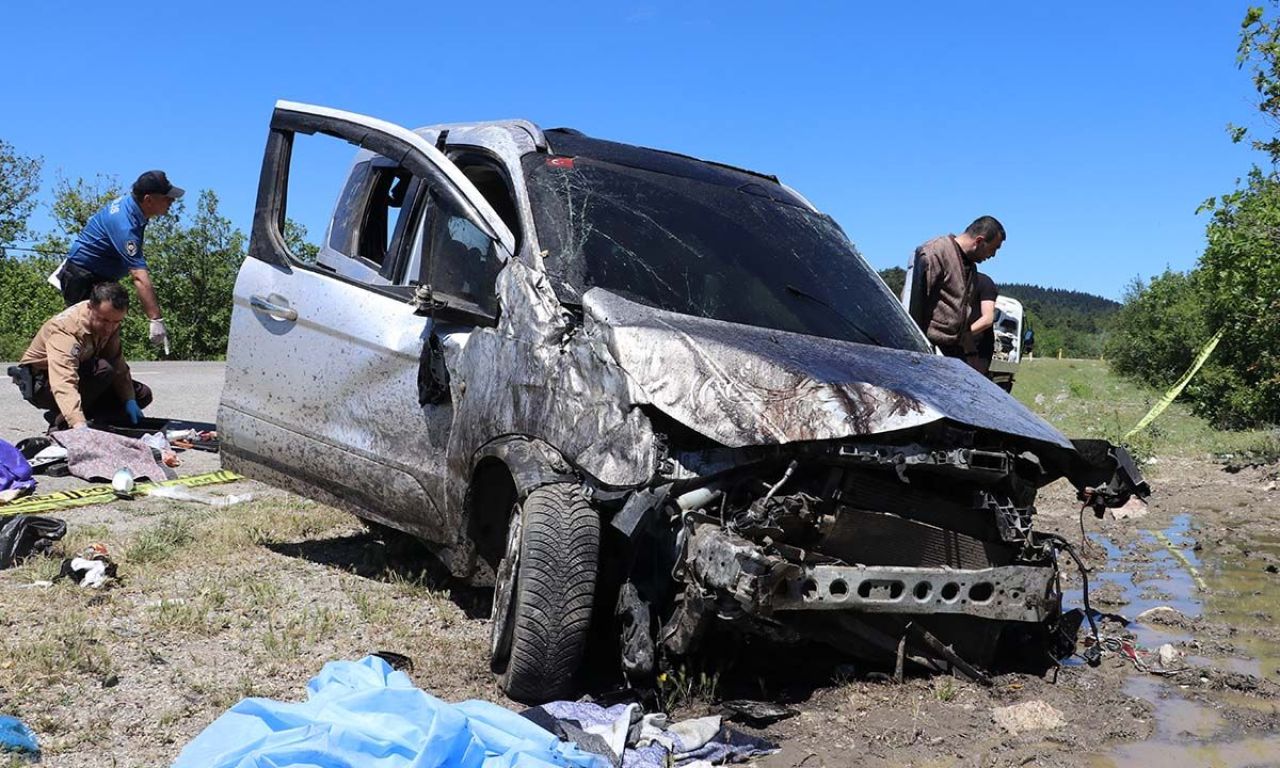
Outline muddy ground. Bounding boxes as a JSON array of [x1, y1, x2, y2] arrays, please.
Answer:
[[1, 455, 1278, 767]]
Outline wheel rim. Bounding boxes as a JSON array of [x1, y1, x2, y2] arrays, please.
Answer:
[[489, 502, 522, 666]]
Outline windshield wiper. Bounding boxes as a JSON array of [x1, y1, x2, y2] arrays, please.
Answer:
[[784, 284, 885, 346]]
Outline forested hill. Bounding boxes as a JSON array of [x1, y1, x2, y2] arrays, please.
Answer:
[[992, 283, 1121, 357], [998, 284, 1121, 319], [875, 269, 1120, 357]]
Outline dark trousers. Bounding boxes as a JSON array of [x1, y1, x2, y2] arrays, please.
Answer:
[[938, 343, 983, 372], [59, 261, 108, 306], [24, 360, 152, 427]]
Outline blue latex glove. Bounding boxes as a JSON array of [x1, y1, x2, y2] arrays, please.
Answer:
[[124, 399, 144, 425]]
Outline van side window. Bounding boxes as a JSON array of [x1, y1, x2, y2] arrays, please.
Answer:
[[357, 168, 413, 268], [423, 193, 501, 317], [324, 160, 418, 280], [328, 161, 373, 254]]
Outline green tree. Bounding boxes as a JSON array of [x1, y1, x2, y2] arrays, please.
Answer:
[[127, 190, 247, 360], [1105, 271, 1209, 385], [877, 266, 905, 296], [1105, 4, 1280, 427], [284, 219, 320, 263], [32, 174, 121, 257], [0, 139, 42, 246], [1194, 169, 1280, 426], [0, 253, 63, 358]]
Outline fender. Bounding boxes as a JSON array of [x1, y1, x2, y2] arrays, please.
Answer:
[[471, 435, 579, 498]]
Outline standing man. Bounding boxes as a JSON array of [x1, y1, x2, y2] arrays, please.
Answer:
[[52, 170, 183, 354], [910, 215, 1005, 367], [970, 271, 999, 376], [13, 283, 151, 430]]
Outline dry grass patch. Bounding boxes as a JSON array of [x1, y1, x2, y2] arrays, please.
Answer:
[[126, 515, 196, 564], [0, 609, 115, 690]]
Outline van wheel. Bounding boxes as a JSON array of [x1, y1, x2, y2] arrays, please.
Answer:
[[489, 483, 599, 703]]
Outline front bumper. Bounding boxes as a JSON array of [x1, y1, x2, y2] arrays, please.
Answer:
[[688, 526, 1056, 624]]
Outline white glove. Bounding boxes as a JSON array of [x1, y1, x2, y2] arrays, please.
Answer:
[[149, 318, 170, 355]]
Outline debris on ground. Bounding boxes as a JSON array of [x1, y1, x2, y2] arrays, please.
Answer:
[[57, 543, 117, 588], [524, 700, 779, 767], [1084, 635, 1190, 675], [172, 656, 607, 768], [0, 514, 66, 569], [718, 699, 800, 727], [1110, 496, 1150, 520], [991, 700, 1066, 735], [146, 484, 253, 507], [1135, 606, 1197, 629]]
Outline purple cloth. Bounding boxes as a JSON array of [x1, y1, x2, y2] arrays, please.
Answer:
[[0, 440, 36, 498]]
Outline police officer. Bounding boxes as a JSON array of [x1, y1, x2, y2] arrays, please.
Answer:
[[15, 282, 152, 430], [52, 170, 183, 354]]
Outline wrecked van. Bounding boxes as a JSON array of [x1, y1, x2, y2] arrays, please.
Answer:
[[218, 102, 1148, 702]]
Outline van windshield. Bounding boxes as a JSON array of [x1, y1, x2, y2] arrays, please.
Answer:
[[523, 153, 929, 351]]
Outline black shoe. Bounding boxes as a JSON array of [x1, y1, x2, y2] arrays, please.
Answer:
[[43, 411, 68, 434]]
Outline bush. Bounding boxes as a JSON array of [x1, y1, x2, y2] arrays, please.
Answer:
[[1105, 270, 1209, 388], [0, 253, 66, 359], [1193, 169, 1280, 427]]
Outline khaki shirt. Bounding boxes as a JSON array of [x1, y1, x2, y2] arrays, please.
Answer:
[[914, 234, 976, 353], [19, 302, 134, 427]]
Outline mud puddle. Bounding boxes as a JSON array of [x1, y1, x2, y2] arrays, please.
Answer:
[[1077, 513, 1280, 765]]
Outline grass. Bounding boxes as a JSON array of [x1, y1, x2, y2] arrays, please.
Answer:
[[0, 486, 498, 764], [656, 662, 722, 713], [1012, 358, 1278, 462], [933, 676, 959, 702], [126, 516, 196, 564]]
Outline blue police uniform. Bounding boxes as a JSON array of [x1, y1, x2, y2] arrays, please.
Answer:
[[66, 195, 149, 280]]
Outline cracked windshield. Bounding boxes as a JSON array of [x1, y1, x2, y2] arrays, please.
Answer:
[[523, 152, 929, 352]]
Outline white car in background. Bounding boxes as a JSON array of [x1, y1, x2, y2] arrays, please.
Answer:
[[989, 296, 1030, 391]]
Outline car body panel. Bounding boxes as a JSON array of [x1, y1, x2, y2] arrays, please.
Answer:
[[583, 288, 1073, 451]]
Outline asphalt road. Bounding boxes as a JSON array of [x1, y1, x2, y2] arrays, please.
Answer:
[[1, 361, 228, 492]]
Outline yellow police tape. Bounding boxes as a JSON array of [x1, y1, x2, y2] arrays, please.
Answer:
[[1123, 329, 1224, 441], [0, 469, 242, 517], [1153, 529, 1209, 592]]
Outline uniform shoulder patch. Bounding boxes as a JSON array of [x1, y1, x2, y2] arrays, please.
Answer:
[[125, 240, 138, 257]]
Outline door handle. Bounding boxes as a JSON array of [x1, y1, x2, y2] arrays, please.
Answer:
[[249, 294, 298, 321]]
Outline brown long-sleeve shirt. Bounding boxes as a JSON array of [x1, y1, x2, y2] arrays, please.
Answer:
[[914, 234, 977, 354], [18, 302, 134, 427]]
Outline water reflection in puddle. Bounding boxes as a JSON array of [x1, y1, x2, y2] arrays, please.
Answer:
[[1094, 735, 1280, 768], [1073, 513, 1280, 765]]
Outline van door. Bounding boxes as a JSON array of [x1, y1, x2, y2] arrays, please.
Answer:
[[217, 101, 514, 544]]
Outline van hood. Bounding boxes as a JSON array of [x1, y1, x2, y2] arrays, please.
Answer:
[[582, 289, 1072, 451]]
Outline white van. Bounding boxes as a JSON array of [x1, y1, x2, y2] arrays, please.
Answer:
[[989, 296, 1031, 391]]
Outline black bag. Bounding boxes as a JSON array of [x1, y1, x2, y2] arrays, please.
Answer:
[[0, 515, 67, 569]]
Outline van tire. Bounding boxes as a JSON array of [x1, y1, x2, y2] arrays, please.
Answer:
[[494, 483, 599, 702]]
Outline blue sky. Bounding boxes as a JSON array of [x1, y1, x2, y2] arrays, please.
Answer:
[[3, 1, 1264, 300]]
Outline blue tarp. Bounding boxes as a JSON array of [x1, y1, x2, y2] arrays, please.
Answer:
[[172, 656, 610, 768], [0, 714, 39, 756]]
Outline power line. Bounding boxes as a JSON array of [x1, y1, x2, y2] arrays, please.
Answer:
[[0, 242, 63, 257]]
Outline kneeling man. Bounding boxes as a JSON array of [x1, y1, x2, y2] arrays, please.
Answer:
[[15, 283, 151, 430]]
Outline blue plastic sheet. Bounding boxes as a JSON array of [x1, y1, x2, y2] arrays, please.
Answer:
[[172, 656, 609, 768], [0, 714, 39, 756]]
